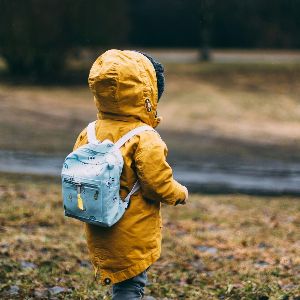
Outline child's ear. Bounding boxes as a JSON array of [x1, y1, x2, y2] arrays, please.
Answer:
[[152, 113, 163, 128], [155, 116, 163, 127], [157, 116, 163, 123]]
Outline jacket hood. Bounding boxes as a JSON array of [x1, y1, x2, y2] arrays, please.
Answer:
[[88, 49, 160, 128]]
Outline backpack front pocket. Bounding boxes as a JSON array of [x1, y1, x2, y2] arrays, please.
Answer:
[[82, 183, 103, 217], [62, 178, 103, 223]]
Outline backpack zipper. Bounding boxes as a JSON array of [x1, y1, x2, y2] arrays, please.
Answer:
[[63, 177, 99, 188], [76, 184, 85, 211]]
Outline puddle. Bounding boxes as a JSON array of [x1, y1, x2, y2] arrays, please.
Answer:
[[1, 150, 300, 195], [173, 161, 300, 194], [0, 150, 64, 176]]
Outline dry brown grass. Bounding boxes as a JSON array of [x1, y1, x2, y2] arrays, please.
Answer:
[[1, 63, 300, 154], [159, 63, 300, 144], [0, 173, 299, 299]]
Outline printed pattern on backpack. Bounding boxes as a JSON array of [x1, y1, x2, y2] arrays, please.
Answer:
[[61, 121, 155, 227]]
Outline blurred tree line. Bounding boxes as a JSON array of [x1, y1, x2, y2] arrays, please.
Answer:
[[0, 0, 299, 78], [0, 0, 129, 78]]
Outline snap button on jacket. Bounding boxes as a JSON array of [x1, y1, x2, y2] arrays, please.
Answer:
[[73, 50, 186, 285]]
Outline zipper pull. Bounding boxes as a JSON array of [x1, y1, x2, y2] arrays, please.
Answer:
[[77, 185, 84, 210]]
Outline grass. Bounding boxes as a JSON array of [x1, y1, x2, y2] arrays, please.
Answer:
[[1, 62, 300, 154], [0, 173, 299, 299]]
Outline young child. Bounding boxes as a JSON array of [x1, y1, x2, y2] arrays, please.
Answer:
[[73, 49, 188, 299]]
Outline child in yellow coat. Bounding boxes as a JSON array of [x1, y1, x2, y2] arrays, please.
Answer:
[[73, 49, 188, 299]]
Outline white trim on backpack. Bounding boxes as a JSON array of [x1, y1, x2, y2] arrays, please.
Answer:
[[87, 121, 98, 144], [86, 121, 156, 205], [123, 181, 140, 207], [114, 125, 155, 149]]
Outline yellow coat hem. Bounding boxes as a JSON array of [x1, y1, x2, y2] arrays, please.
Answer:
[[96, 248, 161, 285]]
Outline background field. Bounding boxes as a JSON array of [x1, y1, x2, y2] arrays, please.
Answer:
[[0, 60, 300, 299], [1, 62, 300, 162]]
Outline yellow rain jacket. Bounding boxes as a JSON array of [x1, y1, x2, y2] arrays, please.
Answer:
[[73, 50, 187, 285]]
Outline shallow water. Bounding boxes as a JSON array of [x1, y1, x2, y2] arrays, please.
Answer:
[[173, 161, 300, 195], [1, 151, 63, 176], [1, 150, 300, 195]]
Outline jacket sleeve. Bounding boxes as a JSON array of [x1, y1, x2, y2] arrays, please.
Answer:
[[134, 131, 187, 206]]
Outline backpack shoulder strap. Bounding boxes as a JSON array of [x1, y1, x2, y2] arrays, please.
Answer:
[[114, 125, 155, 149], [124, 181, 140, 206], [86, 121, 98, 144], [114, 125, 156, 205]]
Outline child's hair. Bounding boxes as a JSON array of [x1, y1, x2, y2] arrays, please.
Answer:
[[135, 51, 165, 101]]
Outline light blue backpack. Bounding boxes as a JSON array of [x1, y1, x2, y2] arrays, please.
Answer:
[[61, 121, 155, 227]]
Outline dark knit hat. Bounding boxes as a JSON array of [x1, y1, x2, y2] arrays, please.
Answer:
[[136, 51, 165, 101]]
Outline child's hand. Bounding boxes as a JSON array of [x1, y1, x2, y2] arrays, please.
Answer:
[[179, 186, 189, 205], [175, 186, 188, 206], [183, 186, 189, 201]]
